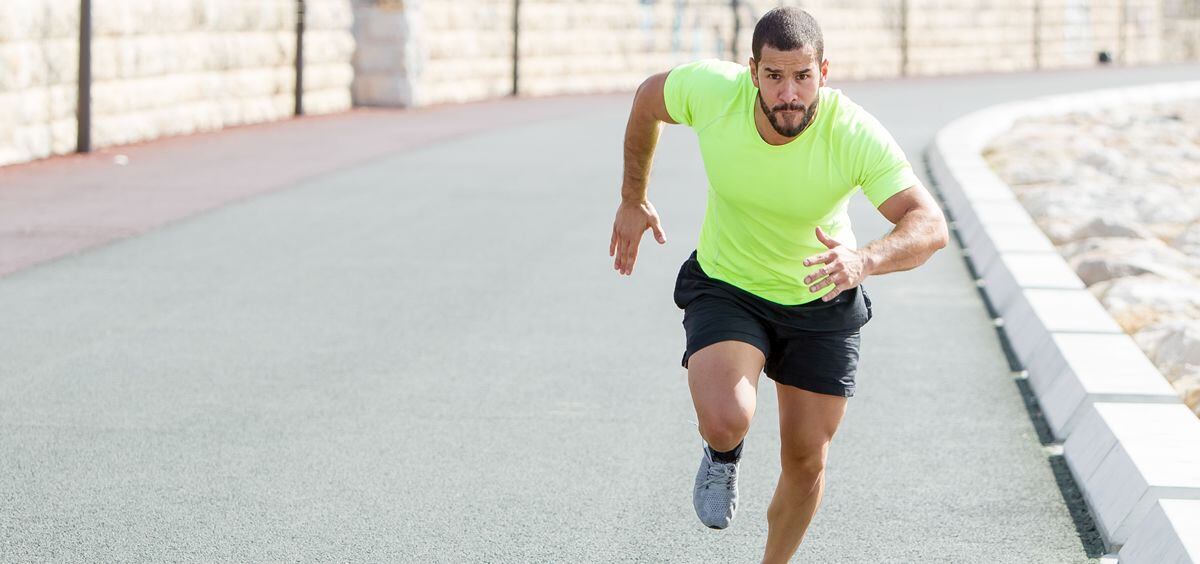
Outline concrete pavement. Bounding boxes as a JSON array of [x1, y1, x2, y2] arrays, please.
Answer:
[[3, 62, 1199, 562]]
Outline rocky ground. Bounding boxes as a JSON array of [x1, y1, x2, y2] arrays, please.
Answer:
[[984, 99, 1200, 416]]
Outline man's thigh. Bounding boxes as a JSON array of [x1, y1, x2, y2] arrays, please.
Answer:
[[776, 383, 849, 460], [687, 340, 767, 424]]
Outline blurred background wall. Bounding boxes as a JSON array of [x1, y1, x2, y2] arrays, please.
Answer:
[[0, 1, 80, 165], [352, 0, 1191, 107], [0, 0, 354, 167], [2, 0, 1198, 167]]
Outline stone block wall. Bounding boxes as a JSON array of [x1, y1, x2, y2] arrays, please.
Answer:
[[348, 0, 1188, 108], [420, 0, 515, 104], [729, 0, 906, 79], [89, 0, 354, 148], [0, 1, 80, 166], [352, 0, 514, 107], [798, 0, 905, 80], [1037, 0, 1110, 69], [904, 0, 1040, 75], [516, 0, 734, 97], [352, 0, 734, 105], [755, 0, 1165, 76], [1163, 0, 1200, 61], [2, 1, 1197, 167], [0, 0, 355, 167]]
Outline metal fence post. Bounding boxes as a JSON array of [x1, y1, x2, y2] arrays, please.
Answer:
[[512, 0, 521, 97], [1116, 0, 1127, 64], [295, 0, 305, 116], [1033, 0, 1041, 69], [899, 0, 909, 77], [77, 0, 91, 153], [731, 0, 741, 62]]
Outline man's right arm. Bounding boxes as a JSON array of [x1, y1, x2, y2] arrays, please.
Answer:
[[621, 72, 678, 204], [610, 71, 679, 276]]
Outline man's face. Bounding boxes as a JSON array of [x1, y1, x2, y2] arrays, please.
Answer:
[[750, 45, 828, 138]]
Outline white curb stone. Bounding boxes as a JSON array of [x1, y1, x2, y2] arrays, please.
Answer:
[[1025, 333, 1180, 440], [980, 252, 1084, 319], [1001, 288, 1123, 366], [966, 222, 1058, 278], [930, 80, 1200, 556], [956, 198, 1038, 252], [1120, 499, 1200, 563], [1063, 403, 1200, 547]]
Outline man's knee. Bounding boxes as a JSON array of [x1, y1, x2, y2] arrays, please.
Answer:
[[688, 340, 764, 449], [780, 441, 829, 484], [698, 410, 753, 449]]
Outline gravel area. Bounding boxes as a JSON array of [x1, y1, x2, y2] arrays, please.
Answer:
[[984, 99, 1200, 416]]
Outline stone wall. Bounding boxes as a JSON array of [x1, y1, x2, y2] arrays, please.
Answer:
[[89, 0, 354, 148], [517, 0, 735, 97], [1163, 0, 1200, 61], [0, 0, 355, 167], [904, 0, 1040, 75], [788, 0, 1164, 77], [793, 0, 905, 80], [349, 0, 1192, 108], [3, 1, 1197, 166], [0, 1, 80, 166], [352, 0, 735, 105], [352, 0, 514, 107]]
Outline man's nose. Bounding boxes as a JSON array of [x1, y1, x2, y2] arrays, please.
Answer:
[[779, 84, 800, 104]]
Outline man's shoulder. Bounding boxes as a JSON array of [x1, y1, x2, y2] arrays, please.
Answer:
[[822, 87, 891, 140], [665, 60, 751, 127], [668, 59, 748, 90], [675, 58, 747, 75]]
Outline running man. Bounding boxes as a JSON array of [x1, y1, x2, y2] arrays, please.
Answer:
[[608, 7, 949, 562]]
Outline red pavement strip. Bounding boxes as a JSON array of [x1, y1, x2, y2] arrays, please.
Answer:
[[0, 94, 627, 277]]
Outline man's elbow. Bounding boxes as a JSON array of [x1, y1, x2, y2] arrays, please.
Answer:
[[929, 209, 950, 251], [634, 75, 652, 97], [907, 204, 949, 254]]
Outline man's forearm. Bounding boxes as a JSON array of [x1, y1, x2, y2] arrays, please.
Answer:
[[861, 208, 948, 276], [621, 85, 665, 203]]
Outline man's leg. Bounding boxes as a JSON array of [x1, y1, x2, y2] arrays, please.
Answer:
[[687, 340, 766, 452], [687, 340, 766, 529], [762, 384, 848, 563]]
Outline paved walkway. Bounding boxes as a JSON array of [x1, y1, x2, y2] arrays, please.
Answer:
[[2, 63, 1199, 562]]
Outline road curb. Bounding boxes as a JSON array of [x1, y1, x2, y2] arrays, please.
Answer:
[[927, 81, 1200, 560]]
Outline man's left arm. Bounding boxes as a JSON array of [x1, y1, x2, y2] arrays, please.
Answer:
[[803, 185, 949, 301]]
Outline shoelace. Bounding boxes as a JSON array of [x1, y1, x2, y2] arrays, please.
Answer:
[[700, 461, 737, 490]]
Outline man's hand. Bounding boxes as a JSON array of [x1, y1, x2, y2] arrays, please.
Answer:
[[803, 227, 871, 302], [610, 199, 667, 276]]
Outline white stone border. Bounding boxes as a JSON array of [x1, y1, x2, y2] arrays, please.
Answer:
[[927, 81, 1200, 560]]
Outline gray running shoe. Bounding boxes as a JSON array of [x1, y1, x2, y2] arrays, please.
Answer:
[[693, 446, 739, 529]]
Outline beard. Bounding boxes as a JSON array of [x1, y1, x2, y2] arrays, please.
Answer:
[[757, 93, 819, 138]]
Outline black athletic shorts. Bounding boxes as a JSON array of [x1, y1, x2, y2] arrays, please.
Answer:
[[673, 250, 873, 398]]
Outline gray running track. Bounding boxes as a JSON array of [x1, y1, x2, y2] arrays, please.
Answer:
[[3, 63, 1199, 562]]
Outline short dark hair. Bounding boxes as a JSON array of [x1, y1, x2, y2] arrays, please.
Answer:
[[751, 7, 824, 62]]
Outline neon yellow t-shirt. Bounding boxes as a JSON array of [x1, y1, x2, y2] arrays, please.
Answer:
[[663, 59, 918, 305]]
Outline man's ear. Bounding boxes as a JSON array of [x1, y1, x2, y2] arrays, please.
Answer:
[[749, 57, 759, 89], [819, 58, 830, 87]]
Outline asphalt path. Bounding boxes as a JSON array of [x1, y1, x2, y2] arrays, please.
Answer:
[[3, 62, 1199, 562]]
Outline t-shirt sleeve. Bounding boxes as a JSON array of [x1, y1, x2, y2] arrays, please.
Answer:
[[850, 109, 920, 207], [663, 59, 739, 129]]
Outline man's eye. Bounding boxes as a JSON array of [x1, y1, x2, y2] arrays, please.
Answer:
[[799, 75, 809, 80], [769, 74, 781, 80]]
